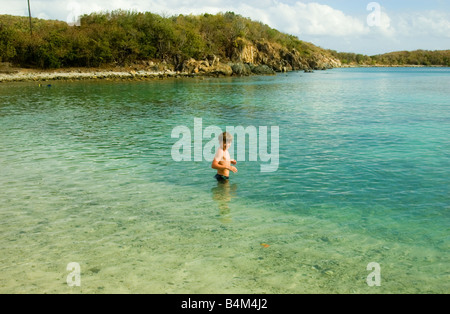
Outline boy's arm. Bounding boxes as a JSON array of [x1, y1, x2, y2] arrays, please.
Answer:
[[211, 159, 238, 173], [211, 149, 237, 173]]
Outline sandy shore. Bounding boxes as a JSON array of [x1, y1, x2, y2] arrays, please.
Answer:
[[0, 68, 195, 83]]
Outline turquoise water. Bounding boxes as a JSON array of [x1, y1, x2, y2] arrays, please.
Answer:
[[0, 68, 449, 293]]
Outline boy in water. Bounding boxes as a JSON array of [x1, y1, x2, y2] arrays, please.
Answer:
[[211, 132, 237, 182]]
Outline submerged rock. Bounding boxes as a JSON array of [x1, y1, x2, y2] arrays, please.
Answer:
[[323, 270, 334, 276]]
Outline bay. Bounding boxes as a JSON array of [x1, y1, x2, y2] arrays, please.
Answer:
[[0, 67, 448, 293]]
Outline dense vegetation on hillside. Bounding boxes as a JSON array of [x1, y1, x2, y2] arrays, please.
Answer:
[[1, 11, 448, 70], [0, 11, 332, 69], [330, 50, 450, 66]]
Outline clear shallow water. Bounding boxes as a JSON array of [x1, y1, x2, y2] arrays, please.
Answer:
[[0, 68, 449, 293]]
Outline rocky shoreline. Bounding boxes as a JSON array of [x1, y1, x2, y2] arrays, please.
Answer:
[[0, 68, 188, 83], [1, 63, 446, 84], [0, 62, 283, 83], [0, 39, 344, 83], [0, 64, 289, 84]]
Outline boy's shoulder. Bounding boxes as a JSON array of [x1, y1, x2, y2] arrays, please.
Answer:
[[214, 147, 230, 160], [215, 147, 224, 158]]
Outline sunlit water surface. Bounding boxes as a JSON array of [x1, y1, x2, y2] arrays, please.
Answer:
[[0, 68, 449, 293]]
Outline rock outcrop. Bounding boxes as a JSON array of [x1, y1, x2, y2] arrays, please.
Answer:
[[248, 64, 276, 75], [232, 38, 341, 72], [230, 62, 252, 76], [0, 62, 19, 74], [181, 58, 233, 76], [178, 38, 341, 77]]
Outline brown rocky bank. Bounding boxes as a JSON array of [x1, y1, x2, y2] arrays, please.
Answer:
[[0, 39, 341, 83], [179, 39, 341, 76]]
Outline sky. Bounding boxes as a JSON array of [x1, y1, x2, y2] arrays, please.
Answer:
[[1, 0, 449, 55]]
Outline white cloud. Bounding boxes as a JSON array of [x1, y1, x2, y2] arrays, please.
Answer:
[[1, 0, 370, 37], [369, 7, 395, 38], [397, 10, 450, 38], [286, 2, 368, 36], [225, 1, 369, 37]]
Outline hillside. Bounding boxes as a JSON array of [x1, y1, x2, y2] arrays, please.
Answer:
[[0, 11, 341, 75], [330, 49, 450, 67]]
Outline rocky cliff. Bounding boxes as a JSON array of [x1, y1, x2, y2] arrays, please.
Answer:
[[180, 38, 341, 76]]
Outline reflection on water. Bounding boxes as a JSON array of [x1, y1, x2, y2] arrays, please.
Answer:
[[211, 181, 238, 223]]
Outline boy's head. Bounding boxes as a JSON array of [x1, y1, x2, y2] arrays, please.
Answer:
[[219, 132, 233, 150]]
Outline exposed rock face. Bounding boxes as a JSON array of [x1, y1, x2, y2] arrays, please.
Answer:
[[249, 64, 276, 75], [307, 55, 342, 70], [181, 58, 233, 76], [179, 38, 341, 76], [0, 62, 19, 74], [210, 63, 233, 76], [230, 62, 252, 76], [239, 44, 256, 64], [232, 38, 341, 73]]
